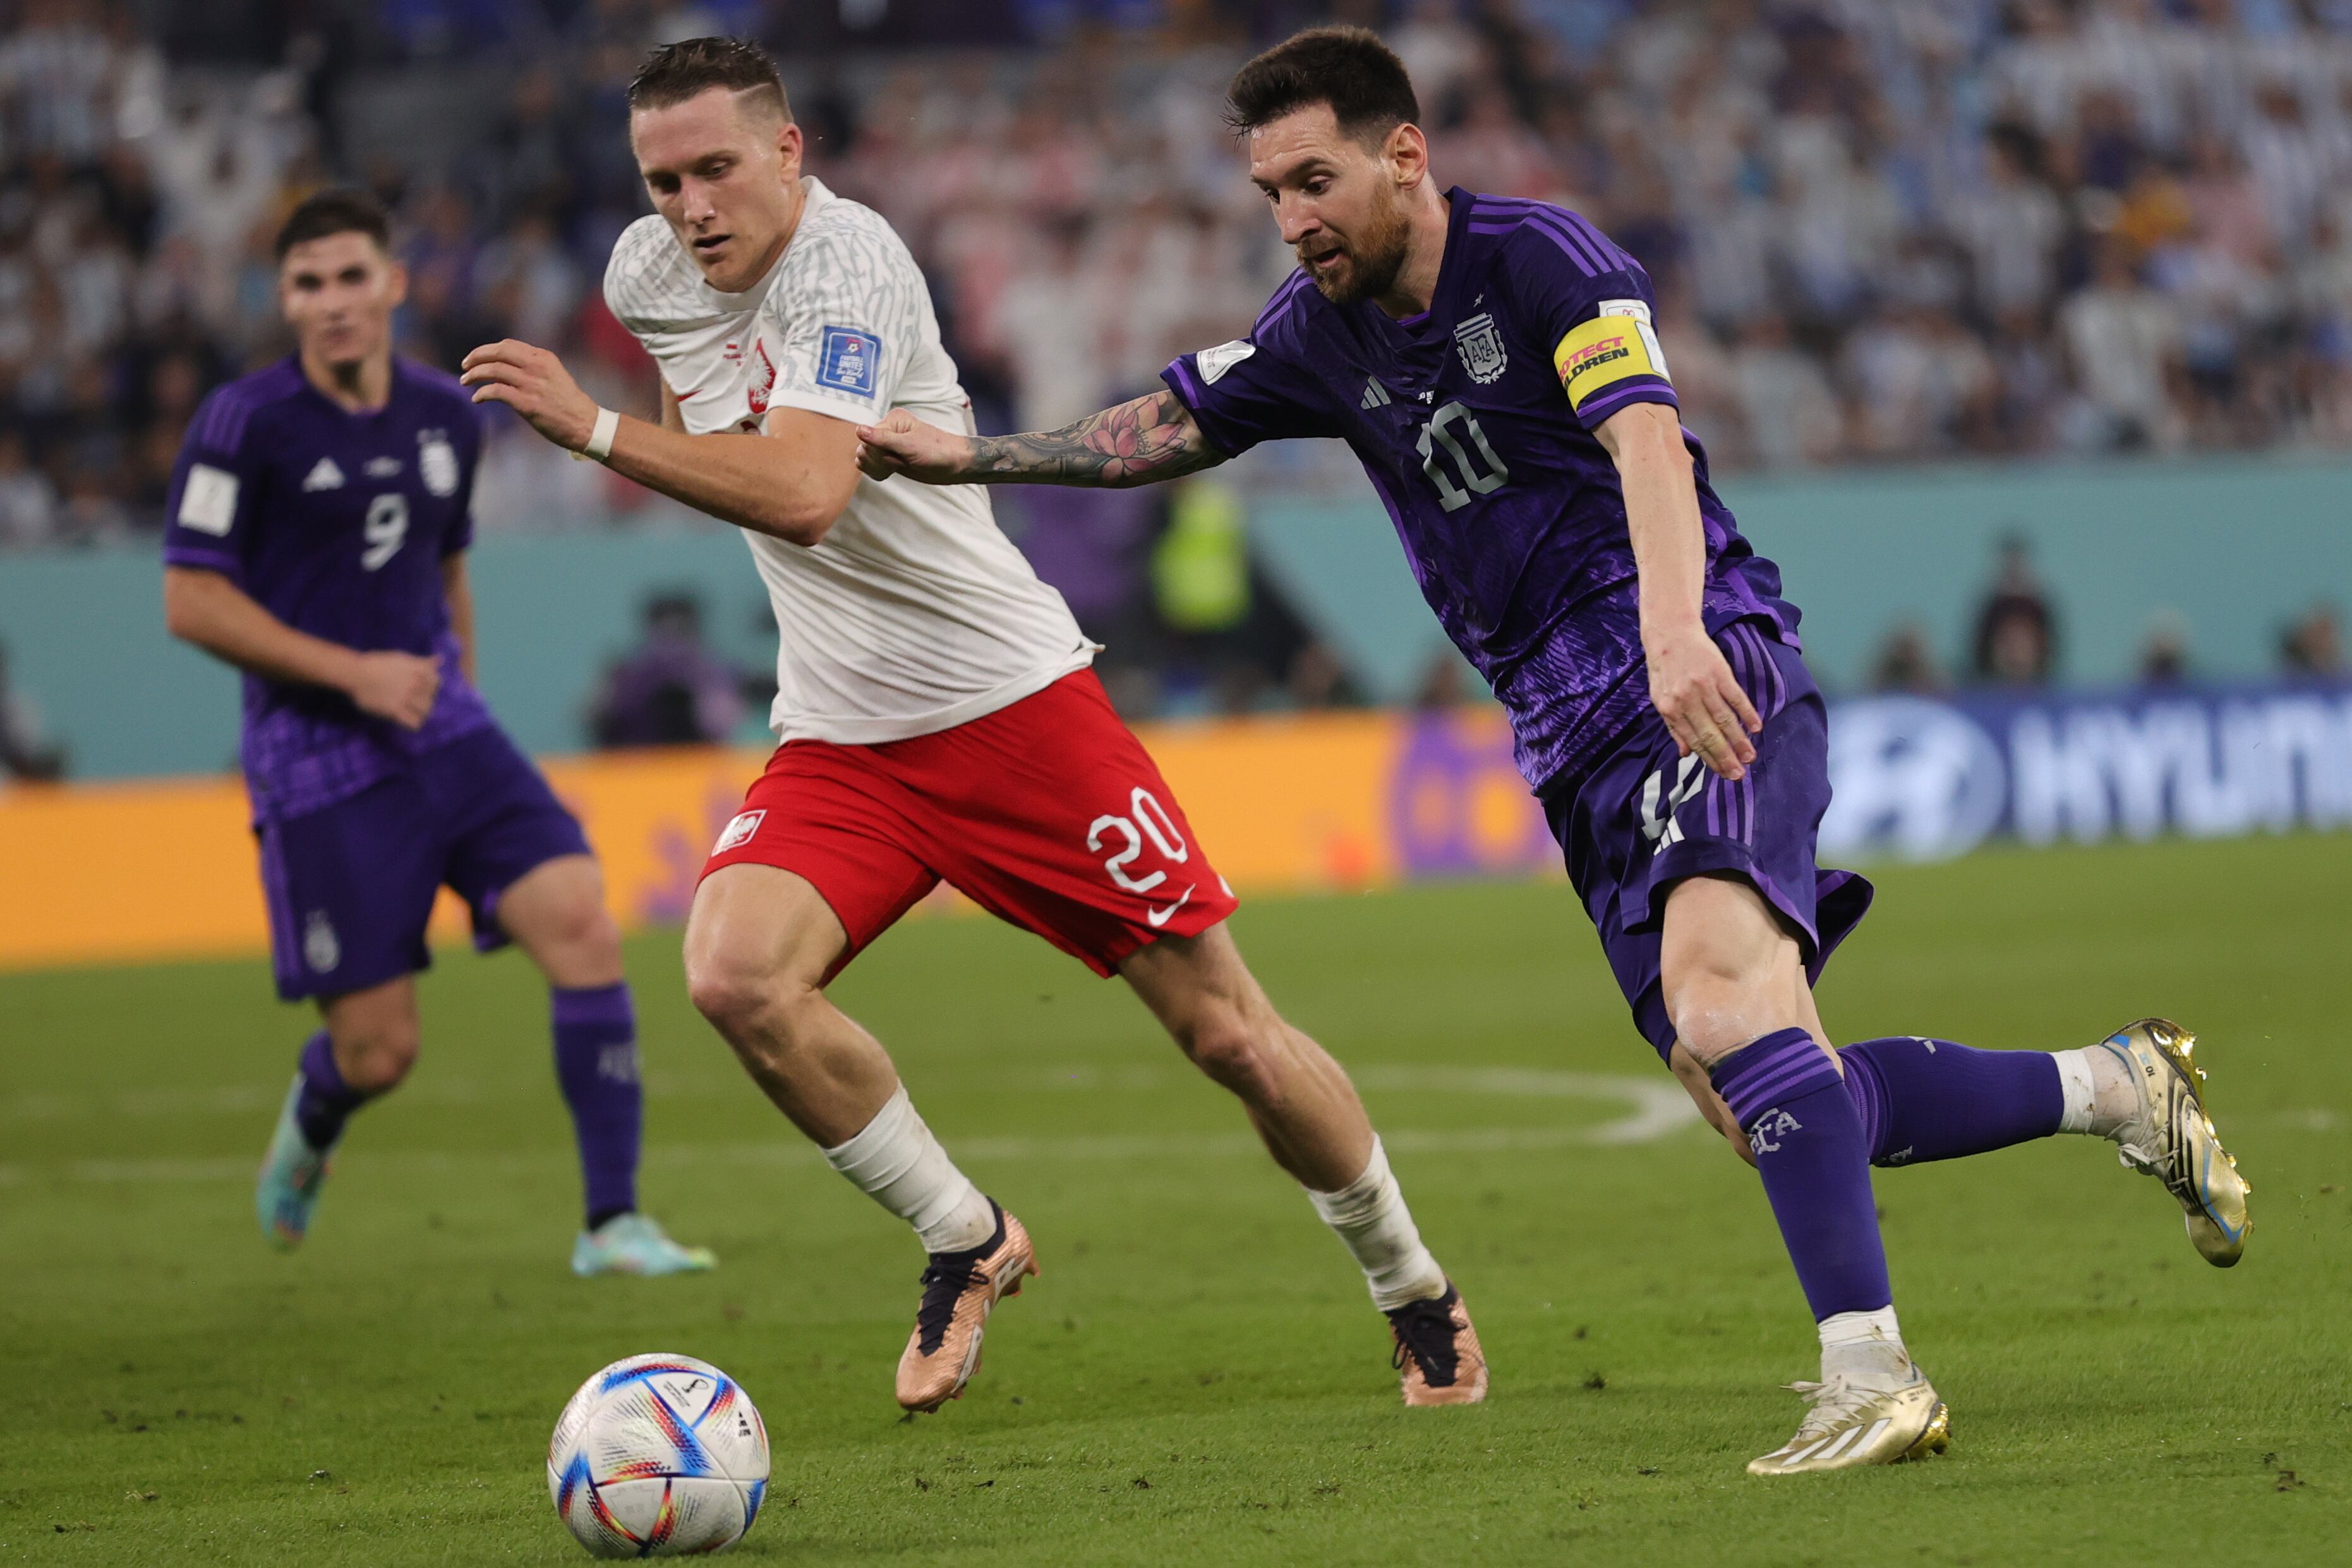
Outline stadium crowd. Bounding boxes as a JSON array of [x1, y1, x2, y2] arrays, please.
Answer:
[[9, 0, 2352, 550]]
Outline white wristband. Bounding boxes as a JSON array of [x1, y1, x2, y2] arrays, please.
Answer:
[[576, 406, 619, 462]]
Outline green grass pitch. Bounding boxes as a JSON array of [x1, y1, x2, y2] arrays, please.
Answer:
[[4, 833, 2349, 1565]]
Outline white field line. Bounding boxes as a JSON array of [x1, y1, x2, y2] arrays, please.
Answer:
[[0, 1069, 1701, 1186]]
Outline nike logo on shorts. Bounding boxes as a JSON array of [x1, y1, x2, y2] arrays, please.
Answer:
[[1147, 886, 1196, 928]]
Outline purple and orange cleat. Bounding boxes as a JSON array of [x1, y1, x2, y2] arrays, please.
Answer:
[[1385, 1282, 1488, 1406], [895, 1200, 1039, 1412]]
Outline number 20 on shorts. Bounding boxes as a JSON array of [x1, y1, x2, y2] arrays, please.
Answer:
[[1087, 787, 1189, 893]]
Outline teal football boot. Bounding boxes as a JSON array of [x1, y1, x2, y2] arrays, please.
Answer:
[[255, 1075, 333, 1250], [572, 1212, 718, 1277]]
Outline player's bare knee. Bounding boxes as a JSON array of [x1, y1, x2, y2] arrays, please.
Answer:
[[335, 1022, 419, 1092], [1662, 962, 1771, 1067], [564, 905, 626, 984], [686, 958, 766, 1039]]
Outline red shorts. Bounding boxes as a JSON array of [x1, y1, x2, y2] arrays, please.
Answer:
[[701, 670, 1238, 977]]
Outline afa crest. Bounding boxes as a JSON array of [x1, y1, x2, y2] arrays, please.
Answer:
[[418, 430, 460, 497], [1453, 313, 1507, 383]]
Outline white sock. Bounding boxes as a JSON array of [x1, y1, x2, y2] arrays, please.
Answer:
[[1305, 1138, 1448, 1312], [1818, 1305, 1910, 1384], [2053, 1048, 2099, 1133], [2053, 1046, 2138, 1139], [821, 1087, 997, 1254]]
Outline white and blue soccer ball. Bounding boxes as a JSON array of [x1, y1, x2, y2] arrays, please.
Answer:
[[548, 1353, 770, 1558]]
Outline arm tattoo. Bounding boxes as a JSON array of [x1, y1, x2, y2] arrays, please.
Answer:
[[965, 390, 1225, 488]]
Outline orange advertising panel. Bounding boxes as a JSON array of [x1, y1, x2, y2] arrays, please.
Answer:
[[0, 708, 1555, 973]]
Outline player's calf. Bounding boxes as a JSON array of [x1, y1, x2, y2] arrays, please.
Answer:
[[1834, 1022, 2250, 1264], [1121, 927, 1480, 1404]]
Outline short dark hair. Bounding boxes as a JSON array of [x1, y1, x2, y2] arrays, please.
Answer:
[[274, 188, 390, 260], [627, 36, 790, 121], [1225, 27, 1420, 145]]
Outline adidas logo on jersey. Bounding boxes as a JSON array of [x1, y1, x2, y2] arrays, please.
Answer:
[[301, 457, 345, 492], [1360, 377, 1392, 410]]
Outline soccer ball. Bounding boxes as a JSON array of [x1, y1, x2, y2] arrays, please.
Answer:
[[548, 1353, 770, 1557]]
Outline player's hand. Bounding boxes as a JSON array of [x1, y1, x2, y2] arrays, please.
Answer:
[[1644, 622, 1760, 781], [347, 650, 440, 731], [459, 339, 600, 452], [855, 409, 975, 483]]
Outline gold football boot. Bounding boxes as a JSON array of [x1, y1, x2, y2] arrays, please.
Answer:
[[895, 1202, 1038, 1413], [1746, 1370, 1951, 1476], [2102, 1018, 2250, 1267]]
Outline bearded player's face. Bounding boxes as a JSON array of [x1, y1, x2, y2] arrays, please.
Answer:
[[1248, 104, 1414, 308], [631, 87, 803, 293]]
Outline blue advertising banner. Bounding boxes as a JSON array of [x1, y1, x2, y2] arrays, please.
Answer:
[[1821, 682, 2352, 863]]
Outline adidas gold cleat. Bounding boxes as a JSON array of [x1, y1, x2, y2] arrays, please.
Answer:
[[1746, 1371, 1951, 1476], [2103, 1018, 2251, 1267], [895, 1200, 1037, 1413]]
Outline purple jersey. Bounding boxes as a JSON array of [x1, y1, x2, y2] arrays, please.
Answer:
[[1166, 188, 1799, 791], [163, 357, 493, 820]]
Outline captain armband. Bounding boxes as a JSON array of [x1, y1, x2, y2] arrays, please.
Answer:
[[1552, 299, 1672, 413]]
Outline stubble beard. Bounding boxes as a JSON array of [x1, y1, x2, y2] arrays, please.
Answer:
[[1306, 185, 1412, 308]]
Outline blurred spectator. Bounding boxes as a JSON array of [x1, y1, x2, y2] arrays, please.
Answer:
[[1286, 641, 1363, 711], [588, 593, 746, 749], [10, 0, 2352, 560], [2061, 237, 2184, 451], [0, 641, 66, 780], [2279, 603, 2344, 675], [1413, 652, 1471, 712], [1970, 534, 2058, 687], [0, 431, 59, 546], [2138, 610, 2192, 686], [1867, 621, 1946, 696]]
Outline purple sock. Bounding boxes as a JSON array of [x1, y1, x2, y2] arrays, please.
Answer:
[[552, 984, 641, 1230], [294, 1030, 373, 1151], [1710, 1027, 1893, 1322], [1840, 1037, 2064, 1167]]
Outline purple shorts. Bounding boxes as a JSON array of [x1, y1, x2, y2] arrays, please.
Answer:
[[255, 726, 590, 1001], [1541, 620, 1874, 1062]]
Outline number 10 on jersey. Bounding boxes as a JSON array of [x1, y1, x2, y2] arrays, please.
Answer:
[[1416, 401, 1509, 512]]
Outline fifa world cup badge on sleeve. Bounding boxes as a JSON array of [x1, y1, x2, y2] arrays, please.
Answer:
[[1195, 339, 1257, 383], [816, 326, 881, 397], [178, 464, 239, 534]]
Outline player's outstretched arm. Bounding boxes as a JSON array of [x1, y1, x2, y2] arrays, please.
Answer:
[[162, 567, 440, 730], [460, 339, 859, 546], [1595, 401, 1760, 781], [856, 390, 1226, 489]]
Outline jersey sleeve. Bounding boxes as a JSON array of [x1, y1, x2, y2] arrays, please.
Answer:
[[1503, 224, 1679, 431], [1161, 323, 1341, 456], [161, 389, 262, 580], [759, 224, 920, 426]]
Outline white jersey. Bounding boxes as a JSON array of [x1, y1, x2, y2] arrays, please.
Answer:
[[604, 178, 1094, 745]]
